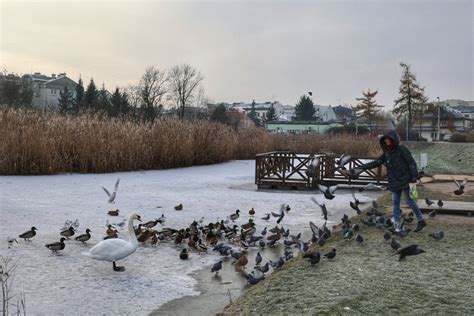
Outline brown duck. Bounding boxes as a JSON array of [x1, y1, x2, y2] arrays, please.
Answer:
[[108, 209, 120, 216], [174, 204, 183, 211]]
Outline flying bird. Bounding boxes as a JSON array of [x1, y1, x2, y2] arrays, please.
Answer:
[[336, 154, 351, 169], [311, 197, 328, 221], [305, 157, 321, 177], [453, 178, 468, 195], [395, 244, 425, 260], [318, 184, 338, 200], [390, 237, 401, 251], [358, 182, 384, 192], [102, 178, 120, 204]]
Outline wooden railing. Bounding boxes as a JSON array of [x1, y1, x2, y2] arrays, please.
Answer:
[[255, 151, 387, 189]]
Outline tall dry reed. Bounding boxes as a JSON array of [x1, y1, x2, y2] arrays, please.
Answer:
[[0, 108, 380, 175]]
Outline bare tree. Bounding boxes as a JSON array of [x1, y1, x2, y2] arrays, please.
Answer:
[[168, 64, 204, 120], [139, 66, 167, 121]]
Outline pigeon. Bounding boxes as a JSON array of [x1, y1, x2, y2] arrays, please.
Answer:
[[102, 178, 120, 204], [383, 232, 392, 241], [359, 182, 384, 192], [340, 167, 364, 179], [395, 244, 425, 260], [19, 227, 38, 241], [255, 262, 270, 274], [437, 200, 443, 207], [390, 238, 401, 251], [276, 205, 286, 224], [303, 251, 321, 265], [355, 234, 364, 245], [211, 260, 223, 275], [429, 210, 436, 218], [324, 248, 337, 259], [261, 227, 267, 236], [305, 157, 321, 177], [255, 252, 262, 266], [318, 184, 338, 200], [261, 213, 270, 221], [343, 229, 353, 240], [284, 249, 294, 261], [350, 193, 366, 215], [336, 154, 351, 169], [453, 178, 468, 195], [311, 197, 328, 221], [45, 237, 66, 253], [245, 271, 265, 285], [429, 231, 444, 241], [425, 198, 434, 206]]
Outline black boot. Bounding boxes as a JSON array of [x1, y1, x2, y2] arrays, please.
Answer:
[[414, 220, 427, 232]]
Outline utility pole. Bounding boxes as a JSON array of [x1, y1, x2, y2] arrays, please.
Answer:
[[437, 96, 441, 141]]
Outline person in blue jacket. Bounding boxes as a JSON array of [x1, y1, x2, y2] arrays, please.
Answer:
[[352, 130, 426, 232]]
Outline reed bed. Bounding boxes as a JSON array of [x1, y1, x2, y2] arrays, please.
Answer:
[[0, 108, 380, 175]]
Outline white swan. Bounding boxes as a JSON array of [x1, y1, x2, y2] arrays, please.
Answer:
[[87, 213, 141, 271]]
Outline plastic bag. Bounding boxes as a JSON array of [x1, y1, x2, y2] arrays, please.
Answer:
[[409, 183, 418, 200]]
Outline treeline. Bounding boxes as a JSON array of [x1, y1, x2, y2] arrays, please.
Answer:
[[0, 108, 380, 175]]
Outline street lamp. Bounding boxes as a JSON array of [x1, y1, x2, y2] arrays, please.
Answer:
[[437, 96, 440, 141]]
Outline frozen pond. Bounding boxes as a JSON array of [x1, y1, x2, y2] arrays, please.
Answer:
[[0, 160, 383, 315]]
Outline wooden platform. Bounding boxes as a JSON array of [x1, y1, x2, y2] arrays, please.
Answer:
[[415, 200, 474, 216]]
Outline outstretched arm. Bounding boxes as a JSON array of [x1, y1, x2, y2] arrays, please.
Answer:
[[358, 153, 386, 171]]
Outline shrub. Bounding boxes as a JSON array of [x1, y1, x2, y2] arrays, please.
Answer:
[[450, 133, 466, 143], [466, 130, 474, 143]]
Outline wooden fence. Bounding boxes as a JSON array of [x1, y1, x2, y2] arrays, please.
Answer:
[[255, 151, 388, 190]]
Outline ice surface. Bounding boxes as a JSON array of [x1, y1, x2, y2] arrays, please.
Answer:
[[0, 160, 382, 315]]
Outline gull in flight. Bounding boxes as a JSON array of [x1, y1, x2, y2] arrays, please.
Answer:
[[102, 178, 120, 204]]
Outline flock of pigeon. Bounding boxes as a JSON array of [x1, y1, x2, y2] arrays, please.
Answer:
[[6, 158, 470, 287]]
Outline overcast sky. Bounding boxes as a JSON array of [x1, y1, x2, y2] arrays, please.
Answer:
[[1, 0, 472, 108]]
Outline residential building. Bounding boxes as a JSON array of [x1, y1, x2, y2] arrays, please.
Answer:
[[230, 101, 286, 121], [22, 72, 78, 108], [265, 121, 343, 134]]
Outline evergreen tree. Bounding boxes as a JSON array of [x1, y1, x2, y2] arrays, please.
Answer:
[[393, 62, 427, 140], [265, 105, 278, 122], [58, 85, 74, 114], [210, 103, 229, 124], [110, 87, 122, 117], [352, 89, 383, 130], [74, 76, 84, 112], [84, 78, 98, 109], [96, 84, 111, 113], [295, 95, 316, 121], [247, 100, 261, 126], [119, 90, 131, 116]]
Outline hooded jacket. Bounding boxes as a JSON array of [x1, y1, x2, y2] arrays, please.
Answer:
[[360, 130, 418, 192]]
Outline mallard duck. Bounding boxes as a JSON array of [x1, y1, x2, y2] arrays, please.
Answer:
[[19, 227, 37, 241], [45, 237, 66, 253], [266, 231, 281, 243], [174, 203, 183, 211], [108, 209, 120, 216], [248, 208, 255, 216], [142, 219, 159, 229], [241, 219, 255, 230], [230, 209, 240, 222], [104, 224, 118, 240], [86, 213, 142, 272], [234, 254, 248, 272], [137, 229, 155, 244], [75, 229, 92, 243], [196, 239, 208, 253], [60, 226, 75, 239], [150, 233, 159, 246], [179, 248, 189, 260]]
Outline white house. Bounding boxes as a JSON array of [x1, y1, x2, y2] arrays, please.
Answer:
[[230, 101, 286, 121], [22, 72, 78, 108]]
